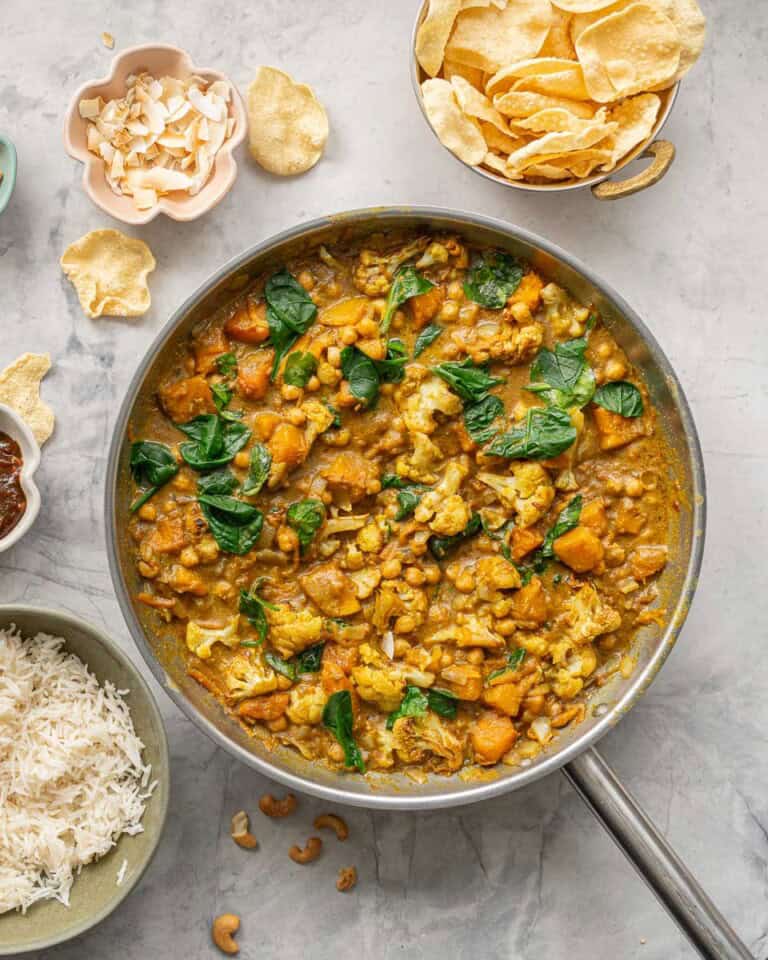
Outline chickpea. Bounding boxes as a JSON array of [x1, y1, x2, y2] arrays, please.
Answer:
[[327, 346, 342, 367], [447, 280, 464, 300], [138, 503, 156, 521], [596, 341, 612, 359], [455, 570, 476, 593], [605, 359, 627, 381], [423, 564, 442, 585], [137, 560, 159, 579], [509, 302, 531, 323], [317, 362, 340, 385], [340, 326, 358, 345], [439, 300, 459, 322], [445, 562, 460, 582], [306, 375, 321, 392], [325, 280, 341, 299], [282, 384, 301, 401], [442, 340, 460, 358], [233, 451, 250, 468], [277, 525, 299, 553], [162, 498, 175, 513], [466, 648, 485, 664], [393, 638, 411, 658], [495, 618, 516, 636], [380, 383, 395, 396], [287, 407, 307, 426], [328, 742, 345, 763], [404, 566, 426, 587], [358, 317, 379, 338], [381, 558, 402, 579], [298, 270, 315, 290], [179, 547, 200, 568], [394, 614, 416, 634], [625, 477, 644, 498], [459, 303, 479, 324]]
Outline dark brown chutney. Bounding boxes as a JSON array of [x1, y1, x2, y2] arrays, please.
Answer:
[[0, 431, 26, 538]]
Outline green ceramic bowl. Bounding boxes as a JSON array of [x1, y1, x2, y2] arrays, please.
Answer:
[[0, 136, 16, 216], [0, 606, 170, 955]]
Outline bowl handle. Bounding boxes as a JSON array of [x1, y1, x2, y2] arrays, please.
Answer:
[[563, 748, 753, 959], [591, 140, 675, 201]]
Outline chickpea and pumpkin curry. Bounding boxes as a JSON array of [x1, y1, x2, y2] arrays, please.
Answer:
[[127, 231, 672, 777]]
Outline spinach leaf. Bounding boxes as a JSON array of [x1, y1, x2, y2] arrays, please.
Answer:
[[381, 474, 409, 490], [487, 648, 526, 684], [376, 339, 408, 383], [432, 358, 504, 405], [386, 686, 428, 729], [199, 494, 264, 555], [394, 485, 426, 521], [265, 651, 297, 681], [526, 338, 595, 409], [429, 512, 482, 561], [464, 394, 504, 444], [242, 443, 271, 496], [487, 406, 576, 460], [197, 467, 239, 495], [265, 268, 318, 377], [129, 441, 179, 512], [216, 353, 238, 377], [593, 380, 644, 418], [296, 642, 325, 673], [515, 553, 548, 586], [286, 498, 325, 553], [427, 687, 458, 719], [322, 690, 365, 772], [324, 401, 342, 428], [239, 579, 278, 644], [463, 252, 523, 309], [413, 322, 443, 358], [381, 265, 435, 334], [341, 346, 380, 407], [283, 351, 318, 387], [211, 382, 232, 411], [177, 415, 251, 471], [539, 495, 582, 559]]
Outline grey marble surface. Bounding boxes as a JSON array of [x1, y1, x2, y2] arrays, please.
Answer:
[[1, 0, 766, 957]]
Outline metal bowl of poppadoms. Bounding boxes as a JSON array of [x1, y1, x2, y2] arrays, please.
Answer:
[[104, 206, 755, 960], [409, 0, 706, 200]]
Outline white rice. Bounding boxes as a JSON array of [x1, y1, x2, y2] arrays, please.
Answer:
[[0, 626, 155, 913]]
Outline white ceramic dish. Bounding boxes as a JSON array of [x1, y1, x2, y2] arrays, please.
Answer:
[[0, 404, 41, 552]]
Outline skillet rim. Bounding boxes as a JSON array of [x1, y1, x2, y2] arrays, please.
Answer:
[[104, 205, 706, 810]]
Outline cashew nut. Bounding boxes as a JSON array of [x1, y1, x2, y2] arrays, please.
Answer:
[[230, 810, 257, 849], [259, 792, 297, 818], [289, 836, 322, 864], [337, 866, 358, 892], [314, 813, 349, 841], [212, 913, 240, 955]]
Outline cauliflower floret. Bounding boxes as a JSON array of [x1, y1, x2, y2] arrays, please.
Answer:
[[414, 241, 450, 269], [352, 664, 405, 712], [268, 606, 325, 659], [224, 652, 279, 701], [392, 712, 465, 774], [347, 567, 382, 599], [352, 238, 430, 295], [394, 431, 443, 484], [425, 614, 505, 649], [286, 683, 327, 725], [550, 584, 621, 663], [478, 462, 554, 528], [371, 580, 428, 633], [186, 615, 240, 660], [475, 556, 521, 601], [541, 282, 590, 339], [401, 376, 462, 435], [450, 320, 544, 365], [359, 720, 397, 770], [302, 399, 335, 446], [415, 459, 470, 533]]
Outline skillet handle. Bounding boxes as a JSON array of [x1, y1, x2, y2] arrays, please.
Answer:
[[563, 748, 753, 960]]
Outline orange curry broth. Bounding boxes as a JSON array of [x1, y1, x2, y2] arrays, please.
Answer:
[[127, 231, 673, 776]]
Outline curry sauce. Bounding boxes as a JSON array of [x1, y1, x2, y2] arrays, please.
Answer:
[[127, 231, 672, 776]]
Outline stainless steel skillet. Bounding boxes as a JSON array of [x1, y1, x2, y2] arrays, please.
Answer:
[[105, 207, 751, 960]]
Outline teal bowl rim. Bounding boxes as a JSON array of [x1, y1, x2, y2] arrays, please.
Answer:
[[0, 135, 17, 216], [0, 604, 170, 955]]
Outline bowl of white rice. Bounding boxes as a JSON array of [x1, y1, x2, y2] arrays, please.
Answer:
[[0, 606, 169, 955]]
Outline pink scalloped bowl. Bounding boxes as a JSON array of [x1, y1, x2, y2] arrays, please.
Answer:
[[63, 44, 247, 225]]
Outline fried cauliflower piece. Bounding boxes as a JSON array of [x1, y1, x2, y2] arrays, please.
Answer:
[[268, 606, 325, 659], [224, 653, 279, 701], [371, 580, 429, 633], [302, 398, 336, 445], [478, 462, 554, 528], [361, 722, 398, 770], [415, 459, 470, 535], [541, 282, 590, 339], [394, 431, 443, 484], [352, 238, 430, 296], [475, 556, 522, 601], [185, 615, 240, 660], [392, 712, 464, 774], [450, 320, 543, 366], [550, 584, 621, 663], [400, 376, 462, 435], [286, 683, 327, 725], [352, 664, 405, 712], [425, 615, 505, 649]]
